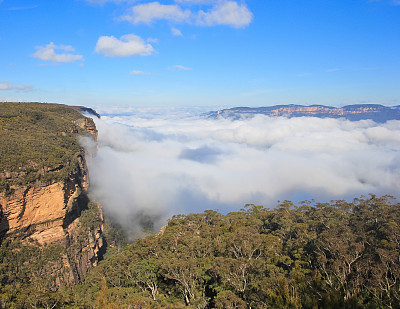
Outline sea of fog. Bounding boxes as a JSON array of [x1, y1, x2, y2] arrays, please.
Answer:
[[80, 106, 400, 236]]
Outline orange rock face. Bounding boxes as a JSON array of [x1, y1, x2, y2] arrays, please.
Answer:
[[0, 151, 88, 240], [0, 182, 67, 244], [0, 151, 105, 282]]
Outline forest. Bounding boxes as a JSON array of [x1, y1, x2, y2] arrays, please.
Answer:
[[1, 194, 399, 308]]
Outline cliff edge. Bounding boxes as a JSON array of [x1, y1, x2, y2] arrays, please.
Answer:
[[0, 102, 105, 284]]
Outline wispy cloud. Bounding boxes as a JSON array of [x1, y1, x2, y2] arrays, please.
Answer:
[[95, 34, 154, 57], [171, 27, 183, 36], [0, 82, 33, 91], [175, 64, 192, 70], [130, 70, 153, 76], [147, 38, 159, 44], [325, 68, 342, 73], [33, 42, 83, 63]]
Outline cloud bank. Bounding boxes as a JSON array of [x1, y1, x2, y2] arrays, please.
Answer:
[[82, 107, 400, 237]]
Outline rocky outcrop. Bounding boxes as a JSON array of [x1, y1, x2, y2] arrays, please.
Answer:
[[74, 117, 98, 139], [0, 103, 105, 284], [210, 104, 400, 122]]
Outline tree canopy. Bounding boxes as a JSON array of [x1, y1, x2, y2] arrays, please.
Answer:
[[2, 195, 398, 308]]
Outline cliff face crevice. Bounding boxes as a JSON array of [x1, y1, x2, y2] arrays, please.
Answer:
[[0, 103, 105, 285]]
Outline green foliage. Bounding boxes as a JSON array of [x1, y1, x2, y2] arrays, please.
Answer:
[[0, 102, 95, 190], [62, 195, 400, 308], [80, 202, 102, 231], [0, 239, 68, 308], [102, 215, 127, 258]]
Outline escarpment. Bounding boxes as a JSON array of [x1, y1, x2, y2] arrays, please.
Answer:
[[210, 104, 400, 122], [0, 102, 105, 284]]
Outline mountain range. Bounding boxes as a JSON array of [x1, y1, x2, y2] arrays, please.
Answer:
[[208, 104, 400, 123]]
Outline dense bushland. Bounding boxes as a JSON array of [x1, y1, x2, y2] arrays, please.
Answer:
[[0, 102, 92, 188], [1, 195, 399, 308]]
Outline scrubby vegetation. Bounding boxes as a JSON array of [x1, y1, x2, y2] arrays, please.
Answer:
[[1, 195, 399, 308], [0, 102, 94, 189], [0, 239, 68, 309]]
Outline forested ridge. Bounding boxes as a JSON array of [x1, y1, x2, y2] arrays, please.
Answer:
[[0, 102, 96, 190], [1, 195, 399, 308]]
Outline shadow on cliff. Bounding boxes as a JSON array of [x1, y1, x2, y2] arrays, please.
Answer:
[[0, 203, 9, 244]]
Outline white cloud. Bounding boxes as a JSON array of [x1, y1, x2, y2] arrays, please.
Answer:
[[175, 64, 192, 70], [33, 42, 83, 63], [130, 70, 152, 75], [0, 82, 33, 91], [197, 1, 253, 28], [82, 108, 400, 238], [120, 0, 254, 28], [95, 34, 154, 57], [122, 2, 191, 24], [171, 27, 183, 36]]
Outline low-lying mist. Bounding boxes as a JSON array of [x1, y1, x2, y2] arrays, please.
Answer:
[[81, 107, 400, 238]]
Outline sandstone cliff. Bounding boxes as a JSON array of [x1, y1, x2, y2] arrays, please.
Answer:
[[210, 104, 400, 122], [0, 102, 105, 284]]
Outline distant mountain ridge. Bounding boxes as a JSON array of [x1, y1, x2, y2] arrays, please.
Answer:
[[208, 104, 400, 123]]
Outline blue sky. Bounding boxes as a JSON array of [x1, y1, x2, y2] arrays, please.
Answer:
[[0, 0, 399, 108]]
